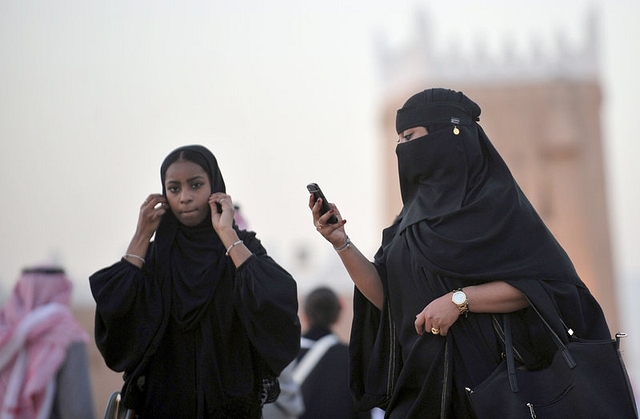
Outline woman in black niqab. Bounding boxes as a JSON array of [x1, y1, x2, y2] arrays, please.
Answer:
[[91, 145, 301, 419], [309, 89, 611, 418]]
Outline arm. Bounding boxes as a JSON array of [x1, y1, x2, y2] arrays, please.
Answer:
[[308, 195, 384, 309], [334, 241, 384, 310], [124, 194, 167, 268], [415, 281, 529, 336], [209, 193, 253, 267], [234, 234, 301, 375], [90, 259, 165, 371]]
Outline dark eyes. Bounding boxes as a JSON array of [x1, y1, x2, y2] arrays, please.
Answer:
[[166, 182, 203, 193]]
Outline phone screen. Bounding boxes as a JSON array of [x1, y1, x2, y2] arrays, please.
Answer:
[[306, 183, 338, 224]]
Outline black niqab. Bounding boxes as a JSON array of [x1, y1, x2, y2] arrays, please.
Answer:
[[395, 88, 580, 283]]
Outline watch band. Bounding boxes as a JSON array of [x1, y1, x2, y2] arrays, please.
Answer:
[[452, 288, 469, 315]]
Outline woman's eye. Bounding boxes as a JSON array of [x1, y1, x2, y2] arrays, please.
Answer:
[[191, 182, 203, 189], [167, 186, 179, 193]]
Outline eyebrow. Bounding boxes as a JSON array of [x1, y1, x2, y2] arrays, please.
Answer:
[[166, 175, 207, 184]]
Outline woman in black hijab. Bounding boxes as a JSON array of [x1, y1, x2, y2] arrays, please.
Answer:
[[309, 89, 611, 418], [91, 145, 301, 418]]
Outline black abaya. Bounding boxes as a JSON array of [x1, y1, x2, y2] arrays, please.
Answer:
[[349, 89, 610, 418]]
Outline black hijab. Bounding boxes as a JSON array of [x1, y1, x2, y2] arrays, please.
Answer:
[[155, 145, 231, 330], [394, 88, 580, 284]]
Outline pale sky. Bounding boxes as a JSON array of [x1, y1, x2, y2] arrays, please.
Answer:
[[1, 0, 639, 369]]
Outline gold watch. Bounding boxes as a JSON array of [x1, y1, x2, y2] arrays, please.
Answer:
[[452, 289, 469, 315]]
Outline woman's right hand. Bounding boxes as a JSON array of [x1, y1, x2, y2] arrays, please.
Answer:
[[135, 194, 167, 240], [308, 193, 385, 309], [308, 194, 347, 248], [124, 194, 167, 268]]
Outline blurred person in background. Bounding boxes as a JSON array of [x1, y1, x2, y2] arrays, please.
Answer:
[[293, 286, 370, 419], [0, 265, 95, 419]]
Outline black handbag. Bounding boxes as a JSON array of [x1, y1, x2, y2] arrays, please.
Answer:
[[466, 305, 638, 419]]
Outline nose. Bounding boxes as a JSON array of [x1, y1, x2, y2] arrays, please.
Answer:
[[179, 189, 193, 203]]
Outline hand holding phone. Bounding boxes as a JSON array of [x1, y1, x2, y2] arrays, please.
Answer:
[[307, 183, 338, 224]]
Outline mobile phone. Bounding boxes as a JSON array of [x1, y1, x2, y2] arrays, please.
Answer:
[[306, 183, 338, 224]]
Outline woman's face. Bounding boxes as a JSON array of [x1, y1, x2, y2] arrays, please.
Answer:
[[164, 159, 212, 226], [398, 126, 428, 144]]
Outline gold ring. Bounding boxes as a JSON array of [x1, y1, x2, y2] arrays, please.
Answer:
[[317, 223, 324, 230], [431, 327, 440, 335]]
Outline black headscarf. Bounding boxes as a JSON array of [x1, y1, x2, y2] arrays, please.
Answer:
[[155, 145, 232, 330], [394, 88, 580, 284]]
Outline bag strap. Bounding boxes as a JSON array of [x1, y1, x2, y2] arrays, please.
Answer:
[[526, 299, 577, 369], [503, 315, 519, 393], [292, 334, 339, 385], [503, 302, 577, 393]]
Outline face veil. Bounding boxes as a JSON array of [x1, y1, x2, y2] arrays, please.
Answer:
[[393, 88, 579, 283]]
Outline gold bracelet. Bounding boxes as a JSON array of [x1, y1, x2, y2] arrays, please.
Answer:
[[225, 240, 243, 256]]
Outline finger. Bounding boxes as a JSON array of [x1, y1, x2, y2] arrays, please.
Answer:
[[414, 316, 424, 336], [143, 194, 165, 208], [151, 207, 166, 221], [209, 193, 231, 205], [328, 204, 344, 222], [311, 201, 327, 228], [209, 192, 227, 200], [310, 197, 323, 217], [308, 194, 317, 210], [319, 207, 341, 224]]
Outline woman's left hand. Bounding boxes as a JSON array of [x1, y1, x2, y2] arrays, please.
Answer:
[[414, 282, 529, 336], [414, 293, 460, 337], [209, 193, 235, 233]]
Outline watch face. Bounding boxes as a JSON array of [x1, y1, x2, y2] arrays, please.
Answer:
[[453, 291, 466, 305]]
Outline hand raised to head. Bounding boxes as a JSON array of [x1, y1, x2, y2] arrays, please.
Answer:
[[136, 194, 167, 240]]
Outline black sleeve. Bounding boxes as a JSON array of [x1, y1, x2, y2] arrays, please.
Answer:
[[90, 259, 166, 372], [234, 231, 301, 375]]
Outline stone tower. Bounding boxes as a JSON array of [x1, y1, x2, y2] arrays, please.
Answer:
[[375, 10, 620, 331]]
